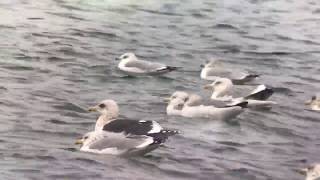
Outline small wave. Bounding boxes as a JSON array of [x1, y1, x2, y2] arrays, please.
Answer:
[[213, 23, 239, 30], [52, 102, 87, 113], [137, 8, 183, 17]]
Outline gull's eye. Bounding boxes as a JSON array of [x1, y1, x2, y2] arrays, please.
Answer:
[[308, 165, 314, 171], [84, 136, 89, 140], [184, 97, 189, 102], [99, 104, 106, 108], [215, 81, 221, 85], [172, 95, 177, 99], [122, 55, 129, 59]]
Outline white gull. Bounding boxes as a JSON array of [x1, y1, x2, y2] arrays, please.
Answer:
[[200, 59, 259, 85], [116, 52, 179, 76], [204, 78, 277, 109]]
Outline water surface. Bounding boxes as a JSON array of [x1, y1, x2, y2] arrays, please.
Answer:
[[0, 0, 320, 179]]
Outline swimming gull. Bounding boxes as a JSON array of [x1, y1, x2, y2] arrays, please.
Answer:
[[204, 77, 276, 109], [75, 129, 177, 156], [80, 99, 179, 156], [296, 164, 320, 180], [116, 52, 179, 76], [305, 95, 320, 111], [200, 59, 259, 85], [166, 92, 248, 120], [88, 99, 179, 135]]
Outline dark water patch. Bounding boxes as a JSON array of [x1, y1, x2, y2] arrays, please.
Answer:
[[36, 155, 56, 161], [191, 12, 206, 18], [47, 12, 87, 21], [85, 29, 118, 39], [11, 153, 34, 159], [52, 102, 87, 113], [56, 47, 93, 58], [177, 53, 194, 59], [269, 142, 304, 148], [216, 141, 246, 147], [270, 127, 305, 140], [2, 65, 34, 71], [68, 28, 118, 40], [137, 8, 183, 17], [158, 167, 199, 179], [47, 119, 69, 125], [242, 35, 269, 41], [212, 146, 238, 153], [48, 173, 102, 180], [313, 8, 320, 14], [61, 147, 78, 152], [25, 129, 82, 138], [283, 80, 306, 86], [127, 31, 140, 35], [27, 17, 44, 20], [31, 32, 77, 41], [0, 86, 8, 91], [275, 34, 320, 45], [242, 51, 293, 56], [58, 4, 89, 12], [214, 23, 239, 30], [47, 56, 76, 62], [10, 169, 41, 173], [109, 7, 135, 14], [14, 53, 33, 60], [217, 45, 241, 53], [272, 87, 293, 95], [58, 62, 88, 69], [72, 157, 105, 166], [0, 25, 16, 29], [292, 75, 320, 83], [298, 111, 320, 122]]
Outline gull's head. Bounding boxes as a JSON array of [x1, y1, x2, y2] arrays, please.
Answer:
[[88, 99, 119, 118], [185, 94, 202, 106], [116, 52, 137, 61], [204, 78, 233, 97], [296, 164, 320, 180], [203, 59, 222, 68], [169, 98, 185, 110], [164, 91, 189, 103], [75, 131, 95, 147], [305, 95, 317, 105]]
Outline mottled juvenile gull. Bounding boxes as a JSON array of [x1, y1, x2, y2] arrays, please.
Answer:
[[305, 95, 320, 111], [204, 77, 276, 109], [116, 52, 179, 76], [166, 91, 248, 120], [200, 60, 259, 85], [296, 164, 320, 180]]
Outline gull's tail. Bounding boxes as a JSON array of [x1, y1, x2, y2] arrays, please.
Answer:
[[148, 129, 180, 144], [225, 101, 248, 109], [245, 85, 274, 100], [157, 66, 182, 72], [232, 74, 260, 85]]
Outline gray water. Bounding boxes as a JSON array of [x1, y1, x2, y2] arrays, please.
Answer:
[[0, 0, 320, 179]]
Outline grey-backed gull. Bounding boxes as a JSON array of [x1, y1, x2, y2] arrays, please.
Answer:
[[203, 77, 276, 109], [116, 52, 179, 76], [200, 59, 259, 85]]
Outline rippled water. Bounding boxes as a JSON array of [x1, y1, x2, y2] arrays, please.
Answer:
[[1, 0, 320, 179]]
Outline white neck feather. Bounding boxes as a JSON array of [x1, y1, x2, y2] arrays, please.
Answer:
[[94, 107, 119, 131]]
